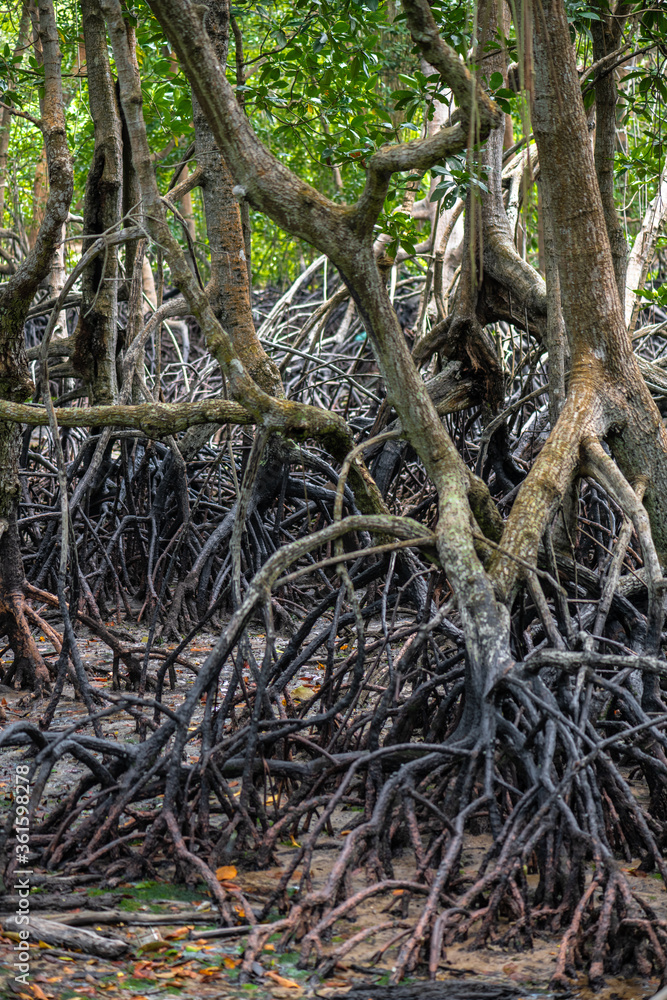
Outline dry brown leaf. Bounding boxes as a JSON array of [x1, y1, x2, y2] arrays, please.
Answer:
[[164, 926, 194, 940], [132, 962, 154, 978], [265, 970, 302, 988], [215, 865, 238, 881]]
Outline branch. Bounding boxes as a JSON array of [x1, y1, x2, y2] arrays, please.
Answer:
[[168, 163, 203, 203], [149, 0, 502, 249], [402, 0, 499, 124], [0, 100, 42, 128], [0, 398, 252, 435], [99, 0, 362, 468], [355, 123, 470, 234], [355, 0, 502, 233], [146, 0, 354, 258], [579, 43, 654, 90]]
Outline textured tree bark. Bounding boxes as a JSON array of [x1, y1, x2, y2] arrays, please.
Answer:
[[477, 0, 546, 321], [72, 0, 124, 405], [591, 4, 631, 302], [492, 0, 667, 604], [135, 0, 511, 720], [539, 179, 568, 424], [192, 0, 281, 397], [0, 0, 73, 691]]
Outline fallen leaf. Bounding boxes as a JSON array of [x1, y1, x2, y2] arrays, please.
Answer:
[[290, 685, 315, 703], [131, 963, 155, 979], [289, 834, 301, 848], [222, 955, 240, 968], [29, 987, 49, 1000], [215, 865, 238, 881], [164, 926, 193, 940], [265, 970, 301, 988]]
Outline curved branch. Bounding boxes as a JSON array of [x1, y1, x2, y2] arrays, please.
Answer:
[[98, 0, 366, 471], [167, 163, 203, 204], [147, 0, 501, 248], [401, 0, 500, 125], [355, 0, 503, 233]]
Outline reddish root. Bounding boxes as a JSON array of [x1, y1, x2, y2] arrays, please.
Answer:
[[163, 810, 237, 926], [0, 587, 53, 692]]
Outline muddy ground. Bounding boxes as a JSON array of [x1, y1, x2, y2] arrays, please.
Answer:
[[0, 628, 664, 1000]]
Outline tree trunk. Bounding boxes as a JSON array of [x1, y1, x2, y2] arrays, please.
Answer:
[[0, 0, 73, 691], [72, 0, 124, 405]]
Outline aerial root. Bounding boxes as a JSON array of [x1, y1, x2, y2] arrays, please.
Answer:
[[551, 866, 667, 991], [163, 810, 260, 930], [0, 587, 53, 692]]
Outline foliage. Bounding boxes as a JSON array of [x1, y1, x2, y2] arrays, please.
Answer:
[[1, 0, 665, 290]]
